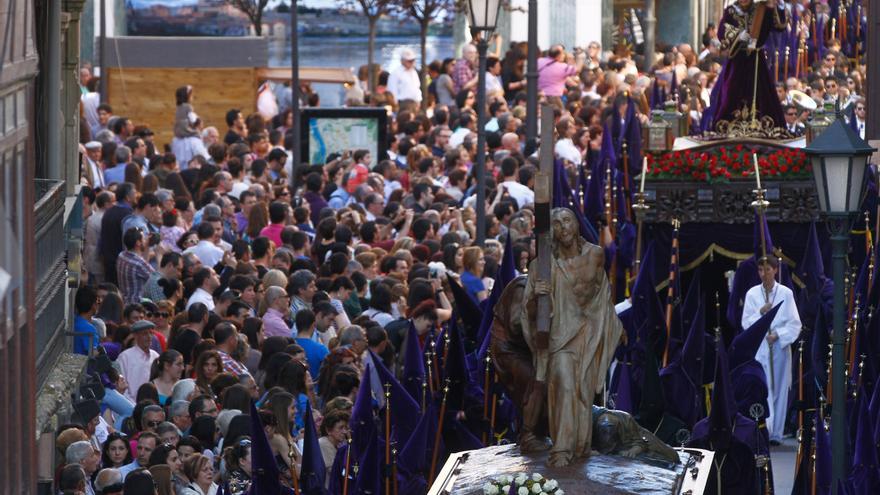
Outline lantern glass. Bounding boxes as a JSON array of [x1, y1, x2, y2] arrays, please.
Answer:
[[468, 0, 501, 31]]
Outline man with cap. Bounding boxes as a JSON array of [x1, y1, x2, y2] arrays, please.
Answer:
[[741, 256, 802, 444], [83, 141, 106, 188], [387, 48, 423, 106], [116, 320, 160, 401]]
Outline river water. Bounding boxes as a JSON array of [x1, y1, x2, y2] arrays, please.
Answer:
[[268, 35, 455, 106]]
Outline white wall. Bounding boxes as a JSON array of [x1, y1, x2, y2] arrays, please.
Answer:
[[506, 0, 603, 49]]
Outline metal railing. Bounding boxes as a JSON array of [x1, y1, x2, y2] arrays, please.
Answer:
[[33, 179, 67, 386]]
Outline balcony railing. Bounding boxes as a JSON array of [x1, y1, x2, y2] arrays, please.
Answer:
[[34, 179, 67, 386]]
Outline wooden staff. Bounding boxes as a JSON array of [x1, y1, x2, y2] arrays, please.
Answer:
[[632, 158, 650, 284], [384, 382, 391, 495], [606, 161, 618, 301], [428, 379, 451, 485], [421, 380, 427, 412], [784, 46, 790, 80], [534, 104, 554, 352], [482, 354, 492, 445], [839, 7, 847, 43], [662, 218, 681, 367], [831, 18, 837, 40], [342, 437, 352, 495], [442, 331, 451, 364], [622, 140, 632, 221], [392, 448, 399, 495], [425, 350, 435, 395], [794, 340, 805, 482], [847, 295, 860, 376], [865, 211, 872, 258], [489, 392, 499, 444], [430, 338, 440, 391], [774, 50, 780, 82], [811, 15, 817, 64]]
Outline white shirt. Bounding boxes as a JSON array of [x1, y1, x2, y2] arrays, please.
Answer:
[[555, 138, 582, 165], [741, 281, 802, 359], [485, 72, 503, 95], [87, 158, 105, 188], [387, 66, 422, 103], [187, 287, 215, 311], [499, 180, 535, 209], [116, 345, 159, 401], [449, 127, 471, 149], [184, 240, 224, 268]]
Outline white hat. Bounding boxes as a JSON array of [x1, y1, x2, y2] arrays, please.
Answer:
[[400, 48, 417, 61], [85, 141, 102, 150]]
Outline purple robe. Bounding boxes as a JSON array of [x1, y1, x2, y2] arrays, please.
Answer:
[[712, 2, 788, 129]]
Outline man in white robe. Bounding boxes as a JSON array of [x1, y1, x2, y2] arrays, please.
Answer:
[[741, 256, 801, 443]]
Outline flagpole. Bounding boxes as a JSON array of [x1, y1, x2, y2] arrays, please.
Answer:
[[384, 382, 391, 495], [429, 379, 451, 484]]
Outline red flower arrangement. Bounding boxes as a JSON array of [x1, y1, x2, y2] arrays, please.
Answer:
[[646, 146, 811, 184]]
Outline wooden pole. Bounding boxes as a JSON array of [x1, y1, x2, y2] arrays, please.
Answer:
[[482, 354, 491, 445], [662, 219, 680, 367], [535, 105, 555, 351], [384, 382, 391, 495], [342, 437, 352, 495], [428, 379, 451, 484]]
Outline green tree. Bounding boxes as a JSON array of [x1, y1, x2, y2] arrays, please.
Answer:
[[344, 0, 399, 93]]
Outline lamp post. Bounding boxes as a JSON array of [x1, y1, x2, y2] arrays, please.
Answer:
[[467, 0, 501, 247], [804, 118, 876, 495]]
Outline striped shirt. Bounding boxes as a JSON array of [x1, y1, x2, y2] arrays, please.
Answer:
[[117, 250, 155, 304]]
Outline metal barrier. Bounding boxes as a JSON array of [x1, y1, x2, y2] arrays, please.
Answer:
[[33, 179, 67, 386]]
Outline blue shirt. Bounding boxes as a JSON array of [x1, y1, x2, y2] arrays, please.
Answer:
[[118, 460, 141, 479], [73, 315, 99, 355], [294, 337, 329, 376], [460, 270, 485, 303], [103, 163, 128, 185]]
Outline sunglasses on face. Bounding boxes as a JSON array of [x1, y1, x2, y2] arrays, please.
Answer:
[[146, 420, 162, 428]]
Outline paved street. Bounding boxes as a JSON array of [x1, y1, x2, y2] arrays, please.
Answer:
[[772, 438, 799, 494]]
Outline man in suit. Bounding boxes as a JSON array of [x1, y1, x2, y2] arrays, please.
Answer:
[[99, 182, 136, 285], [782, 104, 805, 137]]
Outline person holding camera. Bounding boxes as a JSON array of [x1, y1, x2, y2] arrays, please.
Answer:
[[117, 228, 157, 304]]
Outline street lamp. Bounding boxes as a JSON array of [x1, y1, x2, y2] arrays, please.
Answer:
[[803, 118, 876, 494], [467, 0, 501, 247]]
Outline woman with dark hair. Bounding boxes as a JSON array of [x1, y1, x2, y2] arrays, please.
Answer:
[[101, 432, 133, 468], [362, 282, 395, 327], [277, 360, 313, 431], [255, 336, 291, 387], [136, 383, 161, 405], [171, 85, 208, 167], [223, 437, 253, 495], [318, 409, 351, 472], [221, 384, 252, 413], [442, 243, 463, 275], [124, 163, 143, 191], [194, 350, 222, 394], [324, 364, 360, 405], [189, 416, 217, 454], [150, 350, 184, 406], [261, 353, 293, 392], [316, 348, 357, 404], [95, 291, 124, 324], [265, 391, 301, 482], [147, 443, 183, 476], [455, 89, 476, 111]]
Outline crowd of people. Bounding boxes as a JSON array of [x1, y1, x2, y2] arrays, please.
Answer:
[[59, 0, 870, 493]]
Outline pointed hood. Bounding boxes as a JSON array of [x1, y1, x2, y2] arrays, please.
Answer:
[[369, 350, 421, 446], [797, 222, 828, 296], [300, 401, 327, 495], [680, 295, 706, 389], [442, 318, 470, 412], [353, 432, 382, 495], [853, 388, 879, 472], [815, 415, 832, 493], [447, 276, 483, 339], [402, 322, 426, 407], [611, 359, 636, 414], [248, 400, 282, 495], [552, 159, 599, 243], [811, 305, 831, 393], [709, 338, 735, 451], [632, 242, 667, 348], [351, 363, 376, 460], [729, 302, 784, 370], [651, 78, 662, 109], [623, 95, 642, 178], [753, 212, 775, 261], [475, 232, 518, 345], [585, 130, 610, 223], [637, 341, 666, 430]]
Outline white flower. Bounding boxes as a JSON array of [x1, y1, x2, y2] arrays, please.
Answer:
[[556, 490, 565, 495], [515, 474, 527, 486], [531, 483, 543, 494], [500, 475, 511, 485], [518, 488, 529, 495], [483, 483, 499, 495], [543, 479, 558, 491], [501, 486, 511, 494], [532, 473, 543, 482]]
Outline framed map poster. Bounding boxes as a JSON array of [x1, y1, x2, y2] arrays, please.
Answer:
[[299, 108, 388, 167]]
